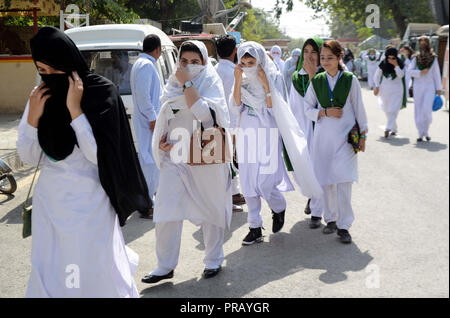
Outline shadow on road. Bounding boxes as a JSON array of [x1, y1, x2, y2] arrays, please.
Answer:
[[0, 194, 15, 205], [191, 211, 248, 251], [415, 140, 448, 152], [140, 219, 373, 298], [123, 211, 155, 244], [376, 136, 410, 147], [0, 196, 24, 224]]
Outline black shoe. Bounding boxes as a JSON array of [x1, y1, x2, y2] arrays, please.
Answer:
[[384, 130, 390, 139], [242, 227, 263, 245], [425, 136, 431, 141], [309, 216, 322, 229], [272, 210, 285, 233], [232, 193, 246, 205], [141, 270, 174, 284], [337, 229, 352, 244], [390, 131, 397, 136], [417, 137, 424, 142], [202, 266, 222, 279], [304, 199, 311, 215], [322, 221, 337, 234]]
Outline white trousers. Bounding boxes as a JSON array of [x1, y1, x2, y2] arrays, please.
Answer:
[[246, 191, 286, 228], [322, 183, 354, 230], [232, 176, 241, 196], [367, 69, 376, 89], [310, 197, 323, 218], [151, 221, 224, 275], [414, 84, 434, 138], [384, 110, 399, 132], [139, 155, 160, 201]]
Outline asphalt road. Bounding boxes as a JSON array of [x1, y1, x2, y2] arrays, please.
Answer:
[[0, 81, 448, 298]]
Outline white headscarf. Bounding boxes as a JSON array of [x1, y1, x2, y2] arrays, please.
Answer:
[[270, 45, 282, 58], [283, 48, 302, 91], [237, 41, 323, 199], [238, 41, 282, 109], [270, 45, 285, 72], [152, 40, 230, 169]]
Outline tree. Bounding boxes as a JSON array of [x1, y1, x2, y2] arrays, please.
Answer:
[[300, 0, 436, 38], [242, 8, 287, 42]]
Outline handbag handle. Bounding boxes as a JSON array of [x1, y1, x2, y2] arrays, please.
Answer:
[[200, 107, 219, 131], [24, 152, 43, 208]]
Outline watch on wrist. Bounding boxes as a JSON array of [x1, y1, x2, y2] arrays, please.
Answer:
[[183, 80, 194, 91]]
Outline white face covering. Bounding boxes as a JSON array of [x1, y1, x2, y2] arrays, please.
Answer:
[[186, 64, 206, 79], [242, 65, 259, 78]]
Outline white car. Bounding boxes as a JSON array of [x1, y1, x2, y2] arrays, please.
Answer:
[[65, 24, 178, 115]]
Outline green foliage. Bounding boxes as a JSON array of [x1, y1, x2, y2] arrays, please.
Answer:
[[243, 8, 286, 41], [300, 0, 436, 37]]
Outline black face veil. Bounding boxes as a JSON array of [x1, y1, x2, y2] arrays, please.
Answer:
[[30, 27, 151, 226]]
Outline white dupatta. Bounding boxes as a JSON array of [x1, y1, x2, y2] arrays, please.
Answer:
[[237, 41, 323, 199], [152, 40, 230, 169]]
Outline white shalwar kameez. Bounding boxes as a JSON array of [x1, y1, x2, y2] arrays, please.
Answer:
[[402, 57, 412, 91], [288, 71, 323, 218], [408, 57, 443, 138], [151, 41, 232, 275], [215, 58, 241, 195], [362, 52, 380, 89], [304, 72, 368, 230], [130, 53, 162, 200], [17, 103, 139, 298], [374, 65, 405, 133], [283, 48, 301, 94], [231, 42, 322, 229]]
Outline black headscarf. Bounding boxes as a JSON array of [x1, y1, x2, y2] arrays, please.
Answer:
[[343, 48, 354, 64], [378, 47, 404, 79], [30, 27, 151, 226]]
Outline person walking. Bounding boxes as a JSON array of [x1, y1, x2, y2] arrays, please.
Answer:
[[17, 27, 150, 297], [408, 36, 443, 142], [130, 34, 163, 219]]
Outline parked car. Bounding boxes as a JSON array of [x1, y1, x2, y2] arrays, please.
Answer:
[[354, 50, 368, 81], [65, 24, 178, 115]]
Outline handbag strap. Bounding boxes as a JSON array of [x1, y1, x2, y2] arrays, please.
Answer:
[[200, 107, 219, 131], [24, 152, 43, 208]]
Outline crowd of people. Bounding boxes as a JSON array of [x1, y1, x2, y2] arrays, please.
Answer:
[[364, 39, 442, 141], [16, 26, 443, 297]]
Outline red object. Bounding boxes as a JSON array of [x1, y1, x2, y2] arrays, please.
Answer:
[[33, 8, 38, 34]]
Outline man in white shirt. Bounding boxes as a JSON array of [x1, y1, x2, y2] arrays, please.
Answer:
[[215, 34, 246, 211], [130, 34, 163, 219]]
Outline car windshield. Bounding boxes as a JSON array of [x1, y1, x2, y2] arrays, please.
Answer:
[[81, 50, 139, 95]]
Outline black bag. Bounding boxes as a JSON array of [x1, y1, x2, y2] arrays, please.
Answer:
[[22, 152, 43, 239]]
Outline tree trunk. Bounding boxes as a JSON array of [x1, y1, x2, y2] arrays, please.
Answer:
[[389, 2, 407, 38], [160, 0, 170, 32]]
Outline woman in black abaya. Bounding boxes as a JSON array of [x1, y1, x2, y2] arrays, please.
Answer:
[[16, 26, 151, 297]]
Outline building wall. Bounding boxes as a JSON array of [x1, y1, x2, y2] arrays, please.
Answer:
[[0, 56, 36, 113]]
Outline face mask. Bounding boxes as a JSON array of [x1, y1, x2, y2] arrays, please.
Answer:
[[242, 65, 259, 78], [186, 64, 205, 79], [40, 73, 70, 98]]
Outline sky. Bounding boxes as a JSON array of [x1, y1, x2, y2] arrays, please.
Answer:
[[250, 0, 331, 39]]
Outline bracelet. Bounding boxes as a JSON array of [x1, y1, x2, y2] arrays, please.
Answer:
[[266, 93, 271, 97], [360, 135, 366, 139]]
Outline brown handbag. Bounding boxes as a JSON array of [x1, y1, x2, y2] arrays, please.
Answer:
[[188, 108, 233, 166]]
